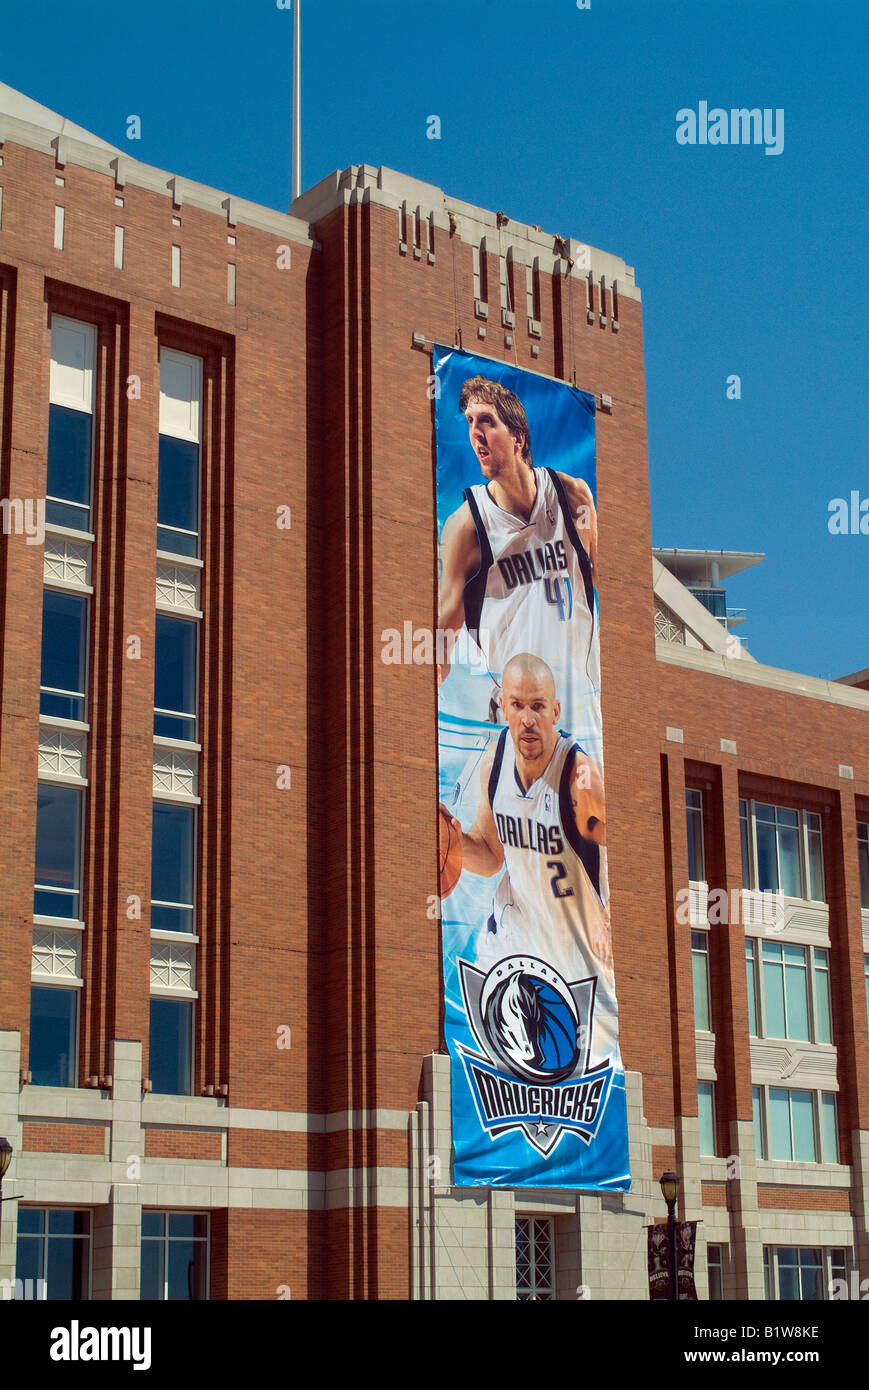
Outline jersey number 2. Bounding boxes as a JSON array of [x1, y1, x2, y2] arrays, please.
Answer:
[[547, 860, 574, 899]]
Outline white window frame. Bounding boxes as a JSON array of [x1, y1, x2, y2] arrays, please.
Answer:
[[753, 1085, 838, 1163], [150, 800, 198, 941], [691, 929, 711, 1032], [745, 937, 832, 1044], [48, 316, 97, 533], [153, 613, 199, 745], [763, 1245, 849, 1301], [698, 1080, 717, 1156], [157, 348, 202, 561], [39, 586, 90, 726], [686, 788, 706, 884], [739, 799, 825, 903], [34, 781, 85, 925]]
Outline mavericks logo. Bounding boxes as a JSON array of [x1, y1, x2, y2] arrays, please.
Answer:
[[457, 956, 615, 1156]]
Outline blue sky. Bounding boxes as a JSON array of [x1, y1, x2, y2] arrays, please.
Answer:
[[4, 0, 867, 678]]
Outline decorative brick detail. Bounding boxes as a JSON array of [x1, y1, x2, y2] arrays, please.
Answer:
[[21, 1120, 106, 1155], [700, 1181, 728, 1208], [143, 1127, 222, 1161], [756, 1184, 851, 1212]]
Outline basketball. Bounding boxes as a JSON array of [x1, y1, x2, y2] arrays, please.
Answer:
[[438, 804, 463, 899]]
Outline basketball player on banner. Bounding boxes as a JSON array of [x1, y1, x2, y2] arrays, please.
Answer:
[[437, 375, 600, 748], [439, 652, 611, 987]]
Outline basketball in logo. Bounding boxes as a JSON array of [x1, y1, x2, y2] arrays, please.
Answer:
[[482, 969, 580, 1084]]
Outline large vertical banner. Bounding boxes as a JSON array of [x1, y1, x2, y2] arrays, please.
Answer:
[[435, 346, 630, 1189]]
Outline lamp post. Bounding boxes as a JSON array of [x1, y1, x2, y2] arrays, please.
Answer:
[[659, 1170, 680, 1302]]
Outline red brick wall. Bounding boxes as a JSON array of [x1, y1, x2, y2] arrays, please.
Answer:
[[757, 1185, 851, 1212], [142, 1127, 222, 1161], [21, 1120, 106, 1154]]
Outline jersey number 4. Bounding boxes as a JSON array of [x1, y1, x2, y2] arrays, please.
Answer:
[[544, 576, 573, 621], [547, 860, 575, 899]]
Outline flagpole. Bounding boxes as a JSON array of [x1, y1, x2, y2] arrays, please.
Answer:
[[291, 0, 301, 204]]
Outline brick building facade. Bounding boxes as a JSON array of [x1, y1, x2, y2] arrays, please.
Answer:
[[0, 82, 866, 1300]]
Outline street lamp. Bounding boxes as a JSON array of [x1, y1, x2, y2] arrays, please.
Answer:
[[659, 1170, 680, 1301]]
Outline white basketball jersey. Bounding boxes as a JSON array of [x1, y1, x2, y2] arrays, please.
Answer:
[[480, 729, 614, 998], [463, 467, 600, 714]]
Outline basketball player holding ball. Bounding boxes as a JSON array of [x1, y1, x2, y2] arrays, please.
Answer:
[[439, 652, 611, 984]]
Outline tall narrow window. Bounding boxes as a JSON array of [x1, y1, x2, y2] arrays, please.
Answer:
[[813, 949, 832, 1045], [40, 591, 88, 720], [752, 1085, 765, 1159], [756, 804, 801, 897], [47, 317, 96, 532], [151, 803, 195, 932], [686, 789, 705, 882], [149, 997, 193, 1095], [158, 349, 202, 558], [858, 824, 869, 909], [698, 1081, 717, 1156], [29, 985, 78, 1087], [804, 813, 824, 901], [739, 798, 752, 890], [515, 1218, 554, 1300], [34, 784, 82, 920], [746, 939, 759, 1036], [707, 1245, 724, 1300], [691, 931, 711, 1031], [154, 615, 198, 741]]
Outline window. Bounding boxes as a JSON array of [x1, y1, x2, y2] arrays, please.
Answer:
[[739, 798, 752, 891], [47, 317, 96, 532], [754, 1086, 838, 1163], [707, 1244, 724, 1300], [40, 590, 88, 720], [746, 940, 759, 1036], [29, 985, 78, 1087], [752, 1085, 765, 1159], [16, 1208, 90, 1299], [745, 939, 832, 1044], [739, 800, 825, 902], [691, 931, 711, 1031], [141, 1212, 208, 1300], [686, 789, 705, 882], [149, 997, 193, 1095], [858, 824, 869, 909], [698, 1081, 717, 1156], [515, 1217, 554, 1300], [764, 1246, 848, 1301], [151, 803, 195, 932], [154, 615, 198, 740], [34, 784, 83, 919], [158, 348, 201, 557]]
